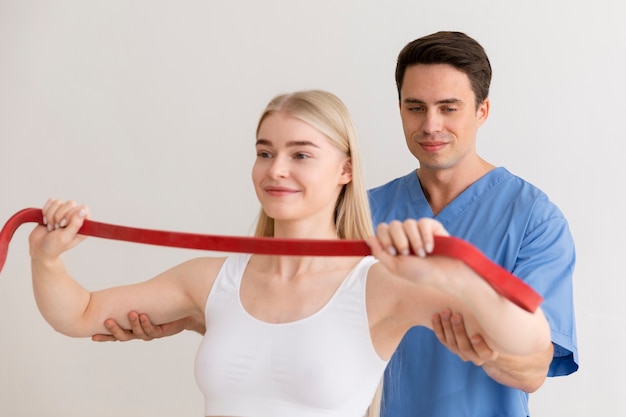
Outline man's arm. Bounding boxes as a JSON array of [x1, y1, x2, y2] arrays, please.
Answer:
[[91, 311, 205, 342], [432, 309, 553, 393], [481, 343, 553, 393]]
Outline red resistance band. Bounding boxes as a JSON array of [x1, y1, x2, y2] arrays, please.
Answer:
[[0, 208, 542, 312]]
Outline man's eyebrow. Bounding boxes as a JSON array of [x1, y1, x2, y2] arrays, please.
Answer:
[[402, 98, 463, 105], [255, 139, 320, 148]]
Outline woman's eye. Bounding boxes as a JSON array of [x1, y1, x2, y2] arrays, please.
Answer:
[[257, 151, 272, 158], [294, 153, 309, 160]]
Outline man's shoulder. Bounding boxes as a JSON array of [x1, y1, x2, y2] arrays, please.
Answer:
[[367, 171, 428, 224], [368, 171, 416, 195], [493, 168, 565, 218]]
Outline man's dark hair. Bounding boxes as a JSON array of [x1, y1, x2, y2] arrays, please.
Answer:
[[395, 31, 492, 106]]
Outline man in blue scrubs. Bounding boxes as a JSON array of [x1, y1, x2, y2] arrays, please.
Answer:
[[370, 31, 577, 417], [95, 31, 578, 417]]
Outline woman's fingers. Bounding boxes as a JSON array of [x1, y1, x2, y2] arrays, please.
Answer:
[[42, 199, 89, 232], [414, 218, 449, 256], [43, 199, 76, 231], [376, 221, 408, 256], [36, 199, 91, 257], [375, 219, 450, 258]]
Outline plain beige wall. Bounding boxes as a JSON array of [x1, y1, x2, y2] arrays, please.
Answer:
[[1, 1, 624, 416]]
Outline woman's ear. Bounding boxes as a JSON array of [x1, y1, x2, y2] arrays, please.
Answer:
[[339, 158, 353, 185]]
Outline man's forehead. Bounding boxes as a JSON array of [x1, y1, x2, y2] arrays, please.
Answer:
[[400, 67, 475, 103]]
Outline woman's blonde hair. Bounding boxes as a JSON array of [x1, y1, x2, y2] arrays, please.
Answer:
[[253, 90, 374, 240]]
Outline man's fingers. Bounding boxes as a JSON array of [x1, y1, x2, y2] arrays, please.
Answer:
[[450, 313, 474, 352], [91, 334, 118, 342], [470, 334, 498, 362], [104, 318, 136, 341], [432, 311, 459, 352]]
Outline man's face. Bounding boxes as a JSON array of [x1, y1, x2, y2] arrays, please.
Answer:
[[399, 64, 489, 173]]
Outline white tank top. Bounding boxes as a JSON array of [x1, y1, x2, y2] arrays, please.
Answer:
[[194, 254, 387, 417]]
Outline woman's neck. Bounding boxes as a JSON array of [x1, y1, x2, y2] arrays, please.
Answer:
[[272, 219, 339, 240]]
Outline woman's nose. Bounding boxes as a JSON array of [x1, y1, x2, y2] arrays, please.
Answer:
[[267, 156, 289, 178]]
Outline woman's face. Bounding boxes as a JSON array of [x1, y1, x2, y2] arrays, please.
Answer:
[[252, 112, 351, 230]]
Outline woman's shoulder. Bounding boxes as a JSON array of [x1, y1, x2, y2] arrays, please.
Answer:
[[178, 255, 229, 270], [365, 257, 446, 322], [167, 256, 230, 288], [166, 256, 230, 307], [365, 261, 413, 302]]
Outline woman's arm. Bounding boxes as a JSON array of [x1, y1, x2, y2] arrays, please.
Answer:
[[29, 199, 216, 338], [367, 219, 551, 358]]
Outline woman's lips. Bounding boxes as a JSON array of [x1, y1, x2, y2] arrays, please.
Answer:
[[264, 186, 298, 196]]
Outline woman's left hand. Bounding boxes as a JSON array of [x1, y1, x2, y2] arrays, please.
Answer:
[[365, 218, 450, 278], [371, 218, 449, 257]]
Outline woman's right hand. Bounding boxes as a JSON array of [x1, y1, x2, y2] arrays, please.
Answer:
[[29, 198, 91, 263]]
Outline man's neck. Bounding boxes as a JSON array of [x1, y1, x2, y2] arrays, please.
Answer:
[[417, 158, 495, 216]]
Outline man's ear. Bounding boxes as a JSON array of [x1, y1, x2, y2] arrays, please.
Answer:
[[477, 98, 490, 126], [339, 158, 353, 185]]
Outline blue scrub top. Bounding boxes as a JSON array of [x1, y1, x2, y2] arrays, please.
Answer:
[[369, 167, 578, 417]]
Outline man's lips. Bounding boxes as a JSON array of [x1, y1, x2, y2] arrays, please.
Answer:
[[419, 141, 447, 152]]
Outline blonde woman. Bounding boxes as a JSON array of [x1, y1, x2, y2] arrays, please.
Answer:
[[30, 90, 550, 417]]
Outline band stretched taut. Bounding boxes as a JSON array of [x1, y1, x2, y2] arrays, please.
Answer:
[[0, 207, 542, 312]]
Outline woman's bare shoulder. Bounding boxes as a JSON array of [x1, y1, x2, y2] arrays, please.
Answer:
[[174, 256, 229, 278], [366, 260, 447, 329]]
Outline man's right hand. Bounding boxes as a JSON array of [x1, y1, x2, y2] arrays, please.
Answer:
[[91, 311, 206, 342]]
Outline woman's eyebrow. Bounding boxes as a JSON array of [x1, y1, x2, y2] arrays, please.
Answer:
[[256, 139, 320, 148]]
